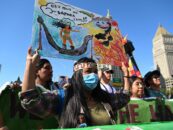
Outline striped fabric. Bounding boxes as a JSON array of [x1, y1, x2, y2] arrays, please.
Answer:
[[128, 58, 142, 77]]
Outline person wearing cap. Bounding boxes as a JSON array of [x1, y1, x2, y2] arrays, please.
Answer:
[[19, 47, 130, 128], [144, 70, 166, 99], [99, 67, 116, 94]]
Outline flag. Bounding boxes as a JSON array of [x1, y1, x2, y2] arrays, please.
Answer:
[[128, 58, 142, 77]]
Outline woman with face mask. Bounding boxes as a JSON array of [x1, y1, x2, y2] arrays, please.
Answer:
[[20, 48, 130, 128]]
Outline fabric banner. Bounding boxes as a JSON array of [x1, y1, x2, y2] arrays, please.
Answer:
[[117, 98, 173, 123], [31, 0, 128, 66], [45, 122, 173, 130], [0, 87, 58, 130], [1, 87, 173, 129]]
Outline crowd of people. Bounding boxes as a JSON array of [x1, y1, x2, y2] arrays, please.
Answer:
[[97, 65, 166, 100], [0, 47, 169, 129]]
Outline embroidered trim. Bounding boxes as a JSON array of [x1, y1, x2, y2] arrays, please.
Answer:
[[74, 62, 97, 72]]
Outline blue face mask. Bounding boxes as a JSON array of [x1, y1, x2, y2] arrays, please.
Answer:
[[83, 73, 99, 91]]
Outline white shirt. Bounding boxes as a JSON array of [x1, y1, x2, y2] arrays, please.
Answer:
[[100, 82, 116, 94]]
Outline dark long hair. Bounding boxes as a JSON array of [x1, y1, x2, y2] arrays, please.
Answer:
[[36, 58, 52, 89], [129, 76, 146, 97], [59, 57, 113, 128], [130, 76, 143, 85], [36, 59, 50, 69]]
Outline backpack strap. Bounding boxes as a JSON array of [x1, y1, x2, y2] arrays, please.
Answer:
[[101, 102, 116, 124]]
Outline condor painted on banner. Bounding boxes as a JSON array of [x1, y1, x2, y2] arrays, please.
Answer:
[[31, 0, 128, 66]]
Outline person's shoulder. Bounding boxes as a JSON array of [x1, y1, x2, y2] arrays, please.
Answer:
[[37, 84, 48, 90]]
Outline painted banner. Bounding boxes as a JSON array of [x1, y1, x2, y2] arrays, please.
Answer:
[[45, 122, 173, 130], [31, 0, 128, 66], [1, 86, 173, 129], [117, 98, 173, 124]]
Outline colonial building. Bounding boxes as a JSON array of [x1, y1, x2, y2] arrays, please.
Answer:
[[153, 25, 173, 89]]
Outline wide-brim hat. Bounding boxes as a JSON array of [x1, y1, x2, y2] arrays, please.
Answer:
[[144, 70, 160, 86]]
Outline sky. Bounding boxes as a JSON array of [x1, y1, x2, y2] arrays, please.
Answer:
[[0, 0, 173, 86]]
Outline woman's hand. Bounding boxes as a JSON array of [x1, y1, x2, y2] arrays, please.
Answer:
[[121, 62, 130, 92], [121, 62, 129, 77], [26, 47, 40, 66], [98, 70, 103, 79], [22, 47, 40, 92]]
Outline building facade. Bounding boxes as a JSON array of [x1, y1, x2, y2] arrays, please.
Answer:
[[153, 25, 173, 89]]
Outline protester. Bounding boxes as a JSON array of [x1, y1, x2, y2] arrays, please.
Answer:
[[99, 67, 116, 94], [0, 57, 59, 130], [35, 58, 61, 91], [57, 76, 71, 90], [130, 76, 144, 99], [144, 70, 166, 99], [19, 47, 130, 128]]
